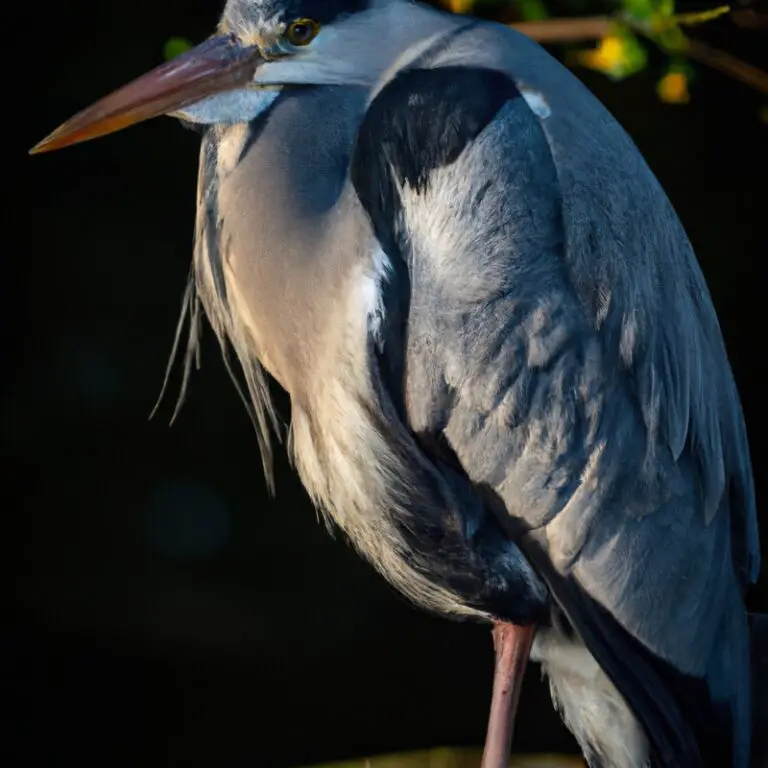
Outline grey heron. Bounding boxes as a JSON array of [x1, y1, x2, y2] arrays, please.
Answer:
[[31, 1, 764, 766]]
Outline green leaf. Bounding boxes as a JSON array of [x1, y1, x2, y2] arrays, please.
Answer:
[[622, 0, 657, 21], [163, 36, 194, 61], [518, 0, 550, 21]]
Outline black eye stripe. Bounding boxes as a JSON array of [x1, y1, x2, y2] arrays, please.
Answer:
[[226, 0, 369, 29], [286, 0, 368, 25]]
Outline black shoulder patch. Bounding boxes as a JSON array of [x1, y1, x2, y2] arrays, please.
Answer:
[[351, 66, 519, 255], [353, 65, 519, 194]]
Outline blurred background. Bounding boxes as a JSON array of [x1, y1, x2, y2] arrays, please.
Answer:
[[7, 0, 767, 766]]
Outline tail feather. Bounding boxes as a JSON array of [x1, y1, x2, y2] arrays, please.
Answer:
[[750, 613, 768, 768]]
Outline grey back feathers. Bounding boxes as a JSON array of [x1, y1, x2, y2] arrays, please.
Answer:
[[387, 23, 756, 767]]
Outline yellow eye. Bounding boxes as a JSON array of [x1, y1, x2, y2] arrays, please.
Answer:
[[285, 18, 320, 46]]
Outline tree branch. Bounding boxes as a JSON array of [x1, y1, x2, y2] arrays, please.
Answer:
[[684, 37, 768, 94], [511, 16, 611, 42], [510, 15, 768, 96]]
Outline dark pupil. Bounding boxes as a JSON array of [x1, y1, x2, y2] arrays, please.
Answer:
[[291, 23, 311, 41]]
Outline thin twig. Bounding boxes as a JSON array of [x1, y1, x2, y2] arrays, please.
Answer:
[[511, 14, 768, 95], [684, 37, 768, 94], [731, 9, 768, 28], [511, 16, 611, 42]]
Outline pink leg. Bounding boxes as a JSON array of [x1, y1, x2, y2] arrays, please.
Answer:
[[481, 622, 536, 768]]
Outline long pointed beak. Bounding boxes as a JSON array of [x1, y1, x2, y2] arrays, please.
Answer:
[[30, 34, 263, 155]]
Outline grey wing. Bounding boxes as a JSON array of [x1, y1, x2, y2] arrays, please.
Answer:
[[354, 25, 758, 768]]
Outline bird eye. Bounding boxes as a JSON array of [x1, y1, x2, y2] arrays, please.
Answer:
[[285, 18, 320, 46]]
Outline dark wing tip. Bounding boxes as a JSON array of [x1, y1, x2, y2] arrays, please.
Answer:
[[521, 536, 740, 768]]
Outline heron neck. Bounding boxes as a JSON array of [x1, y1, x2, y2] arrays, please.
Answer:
[[208, 84, 370, 392]]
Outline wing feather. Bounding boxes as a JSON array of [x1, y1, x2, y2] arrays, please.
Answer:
[[354, 24, 758, 768]]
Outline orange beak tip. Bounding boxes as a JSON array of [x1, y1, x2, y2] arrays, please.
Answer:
[[29, 136, 56, 155]]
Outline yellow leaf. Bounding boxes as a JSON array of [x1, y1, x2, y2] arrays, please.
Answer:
[[576, 32, 647, 80], [578, 35, 626, 73], [445, 0, 474, 14], [657, 71, 691, 103]]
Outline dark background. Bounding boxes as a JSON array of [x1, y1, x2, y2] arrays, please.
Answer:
[[6, 1, 767, 766]]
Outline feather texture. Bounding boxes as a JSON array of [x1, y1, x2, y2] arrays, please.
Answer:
[[352, 23, 758, 768]]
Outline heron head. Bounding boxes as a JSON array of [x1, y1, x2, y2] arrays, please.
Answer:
[[30, 0, 448, 153]]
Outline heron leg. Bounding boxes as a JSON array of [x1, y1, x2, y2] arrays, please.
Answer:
[[481, 622, 535, 768]]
